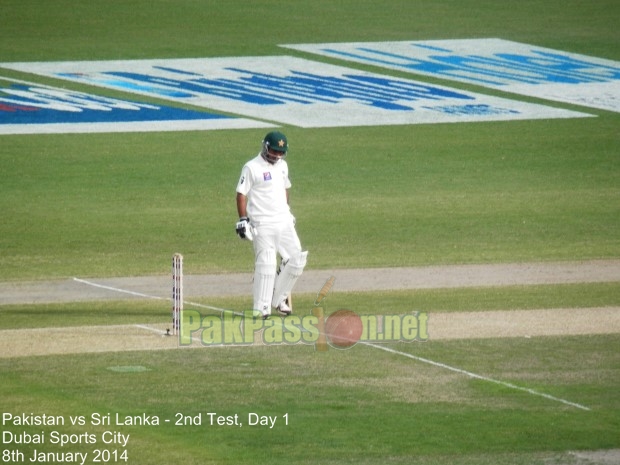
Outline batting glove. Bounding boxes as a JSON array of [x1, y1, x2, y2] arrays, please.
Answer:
[[236, 217, 253, 241]]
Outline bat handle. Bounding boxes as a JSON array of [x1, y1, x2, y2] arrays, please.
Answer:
[[314, 276, 336, 306]]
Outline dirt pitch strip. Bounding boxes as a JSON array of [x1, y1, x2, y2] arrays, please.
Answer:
[[0, 260, 618, 358]]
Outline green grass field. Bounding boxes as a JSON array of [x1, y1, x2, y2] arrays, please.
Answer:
[[1, 1, 619, 464]]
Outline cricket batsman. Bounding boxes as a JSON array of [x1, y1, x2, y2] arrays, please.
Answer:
[[235, 131, 308, 319]]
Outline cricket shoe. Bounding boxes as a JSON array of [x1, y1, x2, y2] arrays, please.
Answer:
[[253, 310, 270, 320], [277, 300, 292, 316]]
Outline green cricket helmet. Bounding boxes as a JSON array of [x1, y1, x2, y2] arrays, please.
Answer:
[[261, 131, 288, 164]]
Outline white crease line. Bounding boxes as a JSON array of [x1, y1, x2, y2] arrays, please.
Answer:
[[133, 324, 167, 336], [73, 277, 242, 315], [73, 277, 168, 301], [365, 342, 591, 411], [73, 277, 244, 344], [133, 324, 203, 345], [184, 300, 244, 317], [73, 277, 591, 411]]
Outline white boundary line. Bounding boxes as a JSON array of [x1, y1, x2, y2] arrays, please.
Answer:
[[73, 276, 591, 411]]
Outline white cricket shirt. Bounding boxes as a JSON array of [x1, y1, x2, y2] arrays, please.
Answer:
[[236, 153, 292, 224]]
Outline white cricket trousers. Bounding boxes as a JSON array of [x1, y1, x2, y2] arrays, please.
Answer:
[[251, 219, 302, 314]]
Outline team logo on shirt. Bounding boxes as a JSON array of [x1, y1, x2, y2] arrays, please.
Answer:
[[263, 172, 272, 181]]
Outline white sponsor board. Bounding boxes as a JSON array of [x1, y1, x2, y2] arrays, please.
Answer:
[[281, 39, 620, 113], [1, 56, 591, 128], [0, 78, 274, 135]]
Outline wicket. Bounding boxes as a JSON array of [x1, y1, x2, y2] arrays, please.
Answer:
[[172, 253, 183, 335]]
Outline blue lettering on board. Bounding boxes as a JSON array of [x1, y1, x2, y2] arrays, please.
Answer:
[[423, 104, 519, 116], [76, 68, 474, 111], [322, 46, 620, 86], [0, 83, 228, 124]]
